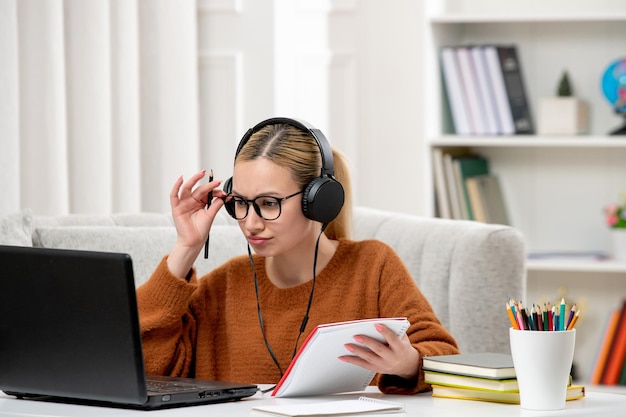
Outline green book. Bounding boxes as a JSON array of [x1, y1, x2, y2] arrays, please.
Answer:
[[452, 155, 490, 220], [422, 352, 515, 379]]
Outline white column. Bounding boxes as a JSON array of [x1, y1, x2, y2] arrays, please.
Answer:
[[111, 0, 141, 212], [64, 0, 113, 214], [0, 0, 20, 215], [17, 0, 69, 215], [139, 0, 200, 213]]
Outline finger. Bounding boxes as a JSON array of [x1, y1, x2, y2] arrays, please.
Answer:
[[169, 175, 184, 208], [193, 181, 226, 207], [338, 354, 378, 372], [348, 336, 389, 359], [339, 344, 381, 372], [180, 170, 207, 197], [373, 323, 404, 349]]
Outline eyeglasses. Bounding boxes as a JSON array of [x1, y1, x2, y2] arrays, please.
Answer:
[[224, 190, 303, 221]]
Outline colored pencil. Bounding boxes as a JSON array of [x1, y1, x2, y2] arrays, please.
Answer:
[[506, 301, 519, 330], [567, 308, 580, 331]]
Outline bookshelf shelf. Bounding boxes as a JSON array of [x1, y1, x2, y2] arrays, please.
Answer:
[[430, 136, 626, 148], [430, 14, 626, 24], [423, 0, 626, 384], [526, 259, 626, 274]]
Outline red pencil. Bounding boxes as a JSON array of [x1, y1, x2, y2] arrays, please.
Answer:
[[547, 305, 554, 331]]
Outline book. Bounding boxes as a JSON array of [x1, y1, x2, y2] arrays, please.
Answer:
[[492, 45, 533, 134], [600, 300, 626, 385], [620, 349, 626, 385], [432, 147, 469, 219], [589, 309, 620, 385], [422, 353, 516, 380], [470, 46, 500, 135], [431, 384, 585, 404], [252, 396, 405, 416], [456, 47, 486, 134], [424, 371, 518, 392], [590, 309, 621, 384], [443, 153, 464, 220], [452, 155, 489, 220], [271, 318, 410, 398], [465, 174, 510, 225], [483, 45, 515, 135], [432, 148, 451, 219], [440, 47, 472, 135]]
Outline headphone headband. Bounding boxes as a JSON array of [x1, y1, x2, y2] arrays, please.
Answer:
[[236, 117, 335, 177]]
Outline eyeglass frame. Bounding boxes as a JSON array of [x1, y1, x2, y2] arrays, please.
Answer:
[[224, 190, 304, 221]]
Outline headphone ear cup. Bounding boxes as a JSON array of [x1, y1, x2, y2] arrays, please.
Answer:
[[223, 177, 233, 194], [223, 177, 236, 218], [301, 177, 345, 224]]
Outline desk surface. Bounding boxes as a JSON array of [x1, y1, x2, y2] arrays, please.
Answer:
[[0, 387, 624, 417]]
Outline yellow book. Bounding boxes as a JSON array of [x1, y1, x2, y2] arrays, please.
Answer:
[[424, 371, 518, 392], [431, 384, 585, 404]]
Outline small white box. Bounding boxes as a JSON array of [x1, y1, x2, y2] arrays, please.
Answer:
[[537, 97, 588, 135]]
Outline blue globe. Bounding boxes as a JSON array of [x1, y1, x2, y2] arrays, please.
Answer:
[[601, 57, 626, 114]]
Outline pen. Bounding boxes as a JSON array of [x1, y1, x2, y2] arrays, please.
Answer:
[[204, 169, 214, 259]]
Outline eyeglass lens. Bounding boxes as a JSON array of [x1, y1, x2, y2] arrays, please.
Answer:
[[230, 196, 283, 220]]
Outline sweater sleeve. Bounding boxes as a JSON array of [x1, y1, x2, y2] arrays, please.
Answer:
[[372, 244, 460, 395], [136, 256, 199, 377]]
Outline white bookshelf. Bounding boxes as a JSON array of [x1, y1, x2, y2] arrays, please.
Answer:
[[422, 0, 626, 384]]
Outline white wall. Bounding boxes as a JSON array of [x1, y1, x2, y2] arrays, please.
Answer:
[[198, 0, 426, 215]]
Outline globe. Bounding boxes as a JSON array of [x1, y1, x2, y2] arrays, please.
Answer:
[[601, 57, 626, 134]]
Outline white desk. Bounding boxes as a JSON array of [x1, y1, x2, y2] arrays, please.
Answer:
[[0, 387, 624, 417]]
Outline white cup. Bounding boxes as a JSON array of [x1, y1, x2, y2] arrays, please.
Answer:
[[509, 328, 576, 410]]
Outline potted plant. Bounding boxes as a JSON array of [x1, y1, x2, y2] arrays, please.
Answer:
[[537, 70, 588, 135], [604, 194, 626, 260]]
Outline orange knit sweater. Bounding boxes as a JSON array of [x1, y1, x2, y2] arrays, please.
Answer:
[[137, 238, 459, 394]]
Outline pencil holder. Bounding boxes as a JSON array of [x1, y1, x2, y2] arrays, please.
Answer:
[[509, 328, 576, 410]]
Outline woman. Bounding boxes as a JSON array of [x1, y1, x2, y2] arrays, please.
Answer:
[[137, 117, 459, 395]]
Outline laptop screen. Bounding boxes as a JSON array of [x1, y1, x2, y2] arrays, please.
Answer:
[[0, 245, 152, 404]]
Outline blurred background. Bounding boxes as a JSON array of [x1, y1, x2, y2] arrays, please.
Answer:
[[0, 0, 424, 216]]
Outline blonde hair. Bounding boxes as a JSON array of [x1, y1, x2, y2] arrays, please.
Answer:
[[235, 123, 352, 239]]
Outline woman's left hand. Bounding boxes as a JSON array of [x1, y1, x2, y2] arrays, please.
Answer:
[[339, 323, 420, 381]]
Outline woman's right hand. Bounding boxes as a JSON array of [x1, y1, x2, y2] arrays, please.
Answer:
[[166, 170, 226, 279]]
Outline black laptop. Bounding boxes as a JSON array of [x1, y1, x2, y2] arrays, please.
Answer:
[[0, 245, 258, 409]]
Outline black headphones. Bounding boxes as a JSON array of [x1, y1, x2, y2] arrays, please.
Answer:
[[223, 117, 345, 225]]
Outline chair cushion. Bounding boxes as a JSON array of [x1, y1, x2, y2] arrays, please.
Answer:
[[0, 209, 32, 246], [32, 225, 247, 286]]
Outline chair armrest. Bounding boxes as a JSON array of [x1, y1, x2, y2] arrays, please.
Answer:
[[353, 207, 526, 353]]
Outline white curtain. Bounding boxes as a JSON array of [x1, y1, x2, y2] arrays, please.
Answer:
[[0, 0, 200, 216]]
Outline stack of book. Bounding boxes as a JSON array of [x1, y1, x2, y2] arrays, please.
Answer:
[[590, 299, 626, 386], [440, 44, 533, 135], [423, 352, 585, 404], [432, 150, 510, 224]]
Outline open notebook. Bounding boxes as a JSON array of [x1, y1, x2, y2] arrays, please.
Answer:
[[0, 245, 258, 409]]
